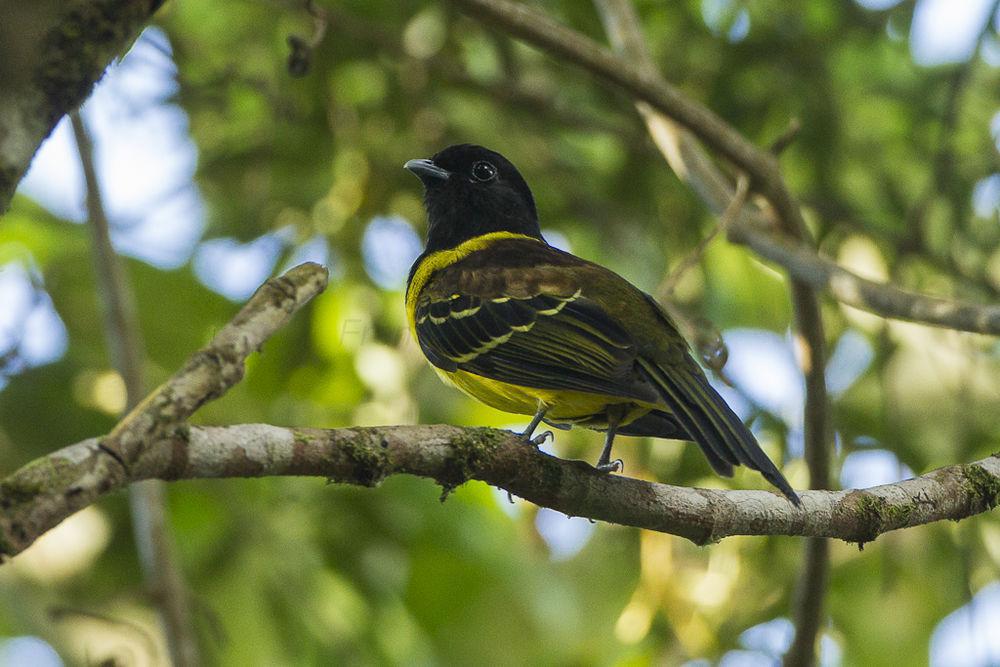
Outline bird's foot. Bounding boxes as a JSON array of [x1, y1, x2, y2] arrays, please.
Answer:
[[595, 458, 624, 474], [526, 430, 553, 447]]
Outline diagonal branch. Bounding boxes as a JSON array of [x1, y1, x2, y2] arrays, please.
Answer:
[[658, 174, 749, 299], [0, 262, 327, 557], [732, 225, 1000, 336], [446, 0, 1000, 338], [102, 262, 329, 468], [1, 423, 998, 557]]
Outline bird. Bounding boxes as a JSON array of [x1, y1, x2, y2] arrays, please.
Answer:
[[403, 143, 799, 504]]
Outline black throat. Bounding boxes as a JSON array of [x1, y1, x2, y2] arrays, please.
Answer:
[[422, 185, 543, 254]]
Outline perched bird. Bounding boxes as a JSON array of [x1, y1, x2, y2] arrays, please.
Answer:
[[404, 144, 799, 503]]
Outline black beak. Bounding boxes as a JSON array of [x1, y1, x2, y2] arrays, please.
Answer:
[[404, 158, 451, 184]]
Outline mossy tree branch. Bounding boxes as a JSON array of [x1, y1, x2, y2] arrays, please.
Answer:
[[1, 423, 998, 558], [0, 0, 162, 213]]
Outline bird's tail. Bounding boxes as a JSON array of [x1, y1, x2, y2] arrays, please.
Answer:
[[619, 410, 734, 478], [638, 359, 800, 505]]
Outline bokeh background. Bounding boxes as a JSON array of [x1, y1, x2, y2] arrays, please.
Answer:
[[2, 0, 1000, 664]]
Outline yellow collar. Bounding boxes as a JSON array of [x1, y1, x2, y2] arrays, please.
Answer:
[[405, 231, 540, 323]]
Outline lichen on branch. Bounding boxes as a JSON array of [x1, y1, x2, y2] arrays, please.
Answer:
[[2, 422, 998, 558], [0, 0, 161, 212]]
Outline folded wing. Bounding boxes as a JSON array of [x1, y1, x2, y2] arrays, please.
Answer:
[[414, 289, 659, 404]]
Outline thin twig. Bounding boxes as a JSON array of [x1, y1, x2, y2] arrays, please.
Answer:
[[71, 112, 200, 667], [69, 115, 143, 407], [658, 173, 749, 299], [770, 118, 802, 156]]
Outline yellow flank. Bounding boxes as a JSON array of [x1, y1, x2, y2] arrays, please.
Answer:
[[405, 231, 540, 339], [438, 367, 655, 428]]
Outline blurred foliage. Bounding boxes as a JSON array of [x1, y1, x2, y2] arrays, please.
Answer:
[[1, 0, 999, 664]]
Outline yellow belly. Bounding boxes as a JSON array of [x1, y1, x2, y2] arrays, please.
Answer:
[[438, 367, 654, 429]]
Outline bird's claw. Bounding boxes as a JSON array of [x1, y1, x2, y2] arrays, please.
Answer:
[[595, 458, 624, 474], [528, 430, 553, 447]]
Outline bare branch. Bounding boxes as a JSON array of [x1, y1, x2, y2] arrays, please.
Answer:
[[447, 0, 1000, 338], [71, 113, 145, 404], [1, 423, 997, 557], [769, 118, 803, 156], [733, 227, 1000, 335]]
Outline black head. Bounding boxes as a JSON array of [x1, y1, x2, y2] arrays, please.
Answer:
[[404, 144, 543, 252]]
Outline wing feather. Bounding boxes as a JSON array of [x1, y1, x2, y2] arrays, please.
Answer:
[[414, 283, 657, 402], [637, 358, 799, 503]]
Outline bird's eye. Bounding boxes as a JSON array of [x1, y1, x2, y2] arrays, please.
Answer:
[[471, 161, 497, 182]]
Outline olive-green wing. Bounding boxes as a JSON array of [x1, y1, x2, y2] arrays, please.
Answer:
[[414, 288, 661, 404]]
